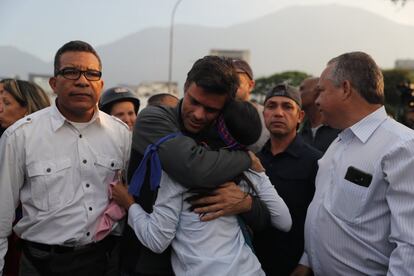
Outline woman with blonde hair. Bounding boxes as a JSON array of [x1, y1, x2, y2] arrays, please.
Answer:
[[0, 78, 50, 276], [0, 79, 50, 133]]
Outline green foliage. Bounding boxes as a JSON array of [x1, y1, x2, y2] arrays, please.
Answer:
[[382, 69, 414, 118], [252, 71, 311, 97], [252, 69, 414, 118], [390, 0, 408, 5]]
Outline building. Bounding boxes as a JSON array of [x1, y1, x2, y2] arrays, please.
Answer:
[[210, 49, 250, 63], [129, 81, 179, 108], [29, 73, 55, 102], [395, 59, 414, 70]]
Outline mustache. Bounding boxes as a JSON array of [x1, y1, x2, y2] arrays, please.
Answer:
[[69, 90, 93, 97]]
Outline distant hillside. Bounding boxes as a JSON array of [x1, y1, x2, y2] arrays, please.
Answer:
[[2, 4, 414, 90], [0, 46, 50, 79]]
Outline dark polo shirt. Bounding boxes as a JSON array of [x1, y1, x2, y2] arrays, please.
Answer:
[[255, 135, 322, 276]]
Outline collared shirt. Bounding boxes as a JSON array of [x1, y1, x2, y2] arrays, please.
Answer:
[[255, 135, 322, 275], [127, 170, 291, 276], [300, 106, 414, 275], [0, 105, 130, 273]]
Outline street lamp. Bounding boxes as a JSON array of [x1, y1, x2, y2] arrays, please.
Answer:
[[168, 0, 183, 93]]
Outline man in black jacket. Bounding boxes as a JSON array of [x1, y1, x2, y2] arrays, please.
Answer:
[[121, 56, 270, 276], [254, 84, 322, 276]]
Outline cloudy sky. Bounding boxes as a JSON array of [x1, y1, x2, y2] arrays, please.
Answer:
[[1, 0, 413, 62]]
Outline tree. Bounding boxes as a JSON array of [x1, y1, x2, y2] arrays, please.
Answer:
[[389, 0, 408, 5], [382, 69, 414, 118], [252, 71, 311, 101]]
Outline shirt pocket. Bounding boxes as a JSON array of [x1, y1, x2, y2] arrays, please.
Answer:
[[329, 178, 369, 224], [94, 155, 123, 187], [27, 158, 74, 211]]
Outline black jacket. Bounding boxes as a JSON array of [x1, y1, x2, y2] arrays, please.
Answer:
[[300, 119, 340, 153], [254, 136, 322, 276]]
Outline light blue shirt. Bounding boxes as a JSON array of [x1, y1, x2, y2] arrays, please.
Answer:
[[128, 170, 292, 276], [300, 107, 414, 275]]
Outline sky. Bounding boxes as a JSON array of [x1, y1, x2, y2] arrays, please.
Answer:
[[1, 0, 414, 62]]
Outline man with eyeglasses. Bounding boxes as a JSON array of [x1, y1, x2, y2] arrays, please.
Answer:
[[0, 40, 131, 275], [253, 84, 322, 276]]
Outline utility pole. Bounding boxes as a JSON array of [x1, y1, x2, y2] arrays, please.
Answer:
[[168, 0, 183, 93]]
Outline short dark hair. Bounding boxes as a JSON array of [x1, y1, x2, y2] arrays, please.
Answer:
[[222, 100, 262, 146], [184, 56, 239, 101], [147, 93, 179, 107], [327, 51, 384, 105], [232, 59, 253, 80], [53, 40, 102, 76]]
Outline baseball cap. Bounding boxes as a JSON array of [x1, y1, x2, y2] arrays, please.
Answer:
[[264, 83, 302, 108], [232, 59, 253, 80]]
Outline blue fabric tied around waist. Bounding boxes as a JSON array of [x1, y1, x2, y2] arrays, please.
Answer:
[[129, 132, 181, 197]]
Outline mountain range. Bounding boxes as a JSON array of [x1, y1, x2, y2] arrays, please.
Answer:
[[2, 4, 414, 91]]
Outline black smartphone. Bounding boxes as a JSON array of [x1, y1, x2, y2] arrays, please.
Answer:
[[344, 166, 372, 188]]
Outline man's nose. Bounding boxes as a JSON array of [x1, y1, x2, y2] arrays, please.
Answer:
[[74, 73, 90, 86], [192, 106, 206, 120], [315, 96, 321, 107], [273, 106, 284, 117]]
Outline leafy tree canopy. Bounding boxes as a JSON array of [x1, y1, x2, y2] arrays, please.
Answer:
[[390, 0, 409, 5], [252, 71, 311, 97], [382, 69, 414, 118]]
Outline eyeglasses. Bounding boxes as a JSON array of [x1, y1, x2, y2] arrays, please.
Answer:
[[56, 67, 102, 81]]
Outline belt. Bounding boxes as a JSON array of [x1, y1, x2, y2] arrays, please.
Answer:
[[23, 236, 115, 254]]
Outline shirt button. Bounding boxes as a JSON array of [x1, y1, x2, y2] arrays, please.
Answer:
[[86, 232, 90, 236], [26, 117, 31, 121], [83, 159, 87, 164], [111, 162, 114, 167], [79, 134, 82, 138], [46, 168, 51, 173], [86, 183, 90, 188], [89, 207, 93, 211]]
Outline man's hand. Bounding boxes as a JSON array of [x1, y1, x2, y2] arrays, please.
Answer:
[[189, 182, 252, 222], [248, 151, 265, 173], [111, 183, 135, 210], [290, 265, 314, 276]]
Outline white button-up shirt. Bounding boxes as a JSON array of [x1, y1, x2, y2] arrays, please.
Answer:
[[0, 105, 131, 273], [300, 107, 414, 275]]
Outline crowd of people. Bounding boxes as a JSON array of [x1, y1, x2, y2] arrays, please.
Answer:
[[0, 40, 414, 276]]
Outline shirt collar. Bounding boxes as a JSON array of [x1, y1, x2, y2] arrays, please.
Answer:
[[262, 134, 304, 158], [339, 106, 387, 144], [50, 103, 102, 132]]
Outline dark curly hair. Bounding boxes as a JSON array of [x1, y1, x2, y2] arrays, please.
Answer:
[[184, 55, 239, 101]]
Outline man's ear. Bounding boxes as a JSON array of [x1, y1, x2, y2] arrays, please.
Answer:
[[49, 77, 57, 95], [342, 80, 353, 100], [298, 109, 305, 124]]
